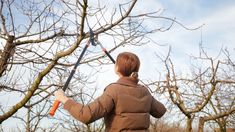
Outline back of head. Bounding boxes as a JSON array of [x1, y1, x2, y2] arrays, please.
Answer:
[[116, 52, 140, 79]]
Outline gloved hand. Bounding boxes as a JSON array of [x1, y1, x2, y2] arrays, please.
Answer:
[[54, 89, 69, 104]]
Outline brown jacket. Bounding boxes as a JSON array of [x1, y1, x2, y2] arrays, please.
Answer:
[[64, 77, 166, 132]]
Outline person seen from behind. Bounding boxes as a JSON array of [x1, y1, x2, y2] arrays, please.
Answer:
[[54, 52, 166, 131]]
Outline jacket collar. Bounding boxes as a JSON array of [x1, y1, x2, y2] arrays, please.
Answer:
[[116, 77, 139, 86]]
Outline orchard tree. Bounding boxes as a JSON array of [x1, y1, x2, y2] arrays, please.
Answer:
[[0, 0, 188, 130], [150, 47, 235, 132], [198, 48, 235, 132]]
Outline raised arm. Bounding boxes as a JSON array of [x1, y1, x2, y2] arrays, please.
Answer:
[[55, 87, 115, 124]]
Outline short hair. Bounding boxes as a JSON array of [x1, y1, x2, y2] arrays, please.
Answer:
[[116, 52, 140, 77]]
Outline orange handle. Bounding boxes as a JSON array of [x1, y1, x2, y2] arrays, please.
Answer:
[[49, 100, 60, 116]]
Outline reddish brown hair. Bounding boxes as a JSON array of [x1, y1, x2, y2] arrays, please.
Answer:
[[116, 52, 140, 77]]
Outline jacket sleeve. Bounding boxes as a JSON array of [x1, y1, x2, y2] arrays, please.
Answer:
[[150, 97, 166, 118], [63, 87, 115, 124]]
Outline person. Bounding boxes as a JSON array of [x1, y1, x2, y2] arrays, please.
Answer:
[[54, 52, 166, 131]]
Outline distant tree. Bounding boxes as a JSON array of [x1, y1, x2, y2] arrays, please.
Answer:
[[198, 48, 235, 132], [150, 47, 235, 132]]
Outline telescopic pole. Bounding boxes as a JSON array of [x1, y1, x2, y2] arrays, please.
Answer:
[[49, 42, 90, 116], [49, 28, 96, 116], [96, 40, 116, 64]]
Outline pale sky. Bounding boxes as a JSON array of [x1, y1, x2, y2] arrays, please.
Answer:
[[95, 0, 235, 89]]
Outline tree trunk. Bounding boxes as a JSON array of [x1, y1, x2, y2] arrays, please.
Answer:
[[198, 117, 205, 132], [26, 101, 31, 132], [186, 117, 193, 132], [218, 123, 226, 132], [26, 108, 30, 132]]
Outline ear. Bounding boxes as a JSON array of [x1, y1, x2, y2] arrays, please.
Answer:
[[115, 64, 118, 74], [115, 65, 123, 77]]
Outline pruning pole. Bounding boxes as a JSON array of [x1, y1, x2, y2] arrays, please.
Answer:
[[95, 38, 116, 64], [49, 28, 96, 116]]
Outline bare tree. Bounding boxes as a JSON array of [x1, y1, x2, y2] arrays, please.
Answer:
[[149, 46, 235, 132], [198, 48, 235, 132], [0, 0, 188, 131]]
